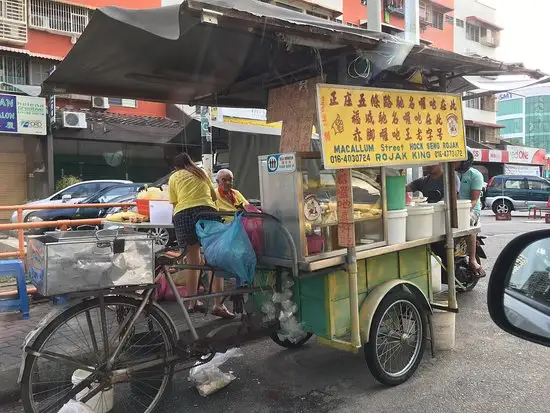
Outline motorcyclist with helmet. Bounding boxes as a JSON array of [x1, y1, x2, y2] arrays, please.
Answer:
[[455, 149, 486, 278]]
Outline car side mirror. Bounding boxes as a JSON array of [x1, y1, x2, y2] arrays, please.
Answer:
[[487, 229, 550, 347], [61, 194, 72, 203]]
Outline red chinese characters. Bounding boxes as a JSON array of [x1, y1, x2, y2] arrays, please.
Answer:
[[329, 91, 338, 106], [380, 127, 389, 141], [366, 128, 376, 141], [344, 92, 353, 107], [383, 95, 393, 108], [358, 93, 367, 107], [365, 111, 375, 125], [351, 110, 361, 125], [353, 127, 362, 142]]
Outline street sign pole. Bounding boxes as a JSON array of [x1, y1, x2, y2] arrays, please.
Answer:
[[200, 106, 214, 177]]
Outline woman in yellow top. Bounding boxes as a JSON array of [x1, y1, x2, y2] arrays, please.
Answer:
[[215, 169, 249, 214], [169, 154, 233, 319]]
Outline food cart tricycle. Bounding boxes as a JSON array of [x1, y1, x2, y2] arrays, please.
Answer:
[[18, 1, 543, 412]]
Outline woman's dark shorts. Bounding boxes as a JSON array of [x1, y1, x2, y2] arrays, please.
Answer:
[[173, 206, 220, 248]]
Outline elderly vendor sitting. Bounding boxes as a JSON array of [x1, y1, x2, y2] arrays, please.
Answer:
[[215, 169, 249, 213]]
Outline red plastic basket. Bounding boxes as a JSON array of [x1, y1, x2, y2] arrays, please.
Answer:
[[136, 199, 150, 217]]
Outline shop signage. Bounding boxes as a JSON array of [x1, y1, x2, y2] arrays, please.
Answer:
[[488, 150, 502, 163], [335, 169, 355, 247], [316, 85, 467, 169], [507, 146, 546, 165], [0, 94, 46, 136], [266, 153, 296, 173]]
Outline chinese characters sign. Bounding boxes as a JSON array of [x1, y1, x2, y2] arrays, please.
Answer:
[[0, 94, 47, 136], [316, 85, 467, 169], [335, 169, 355, 247]]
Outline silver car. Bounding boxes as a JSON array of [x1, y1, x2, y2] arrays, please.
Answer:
[[11, 179, 132, 224]]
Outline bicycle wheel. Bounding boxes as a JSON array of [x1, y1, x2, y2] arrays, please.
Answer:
[[364, 290, 427, 386], [21, 295, 176, 413]]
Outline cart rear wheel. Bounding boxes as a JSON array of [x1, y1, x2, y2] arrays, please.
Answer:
[[364, 289, 427, 386], [270, 332, 313, 349], [21, 295, 176, 413]]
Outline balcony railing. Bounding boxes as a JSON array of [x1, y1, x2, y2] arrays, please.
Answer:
[[480, 35, 499, 48]]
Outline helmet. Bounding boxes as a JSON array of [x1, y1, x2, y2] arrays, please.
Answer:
[[457, 149, 474, 173]]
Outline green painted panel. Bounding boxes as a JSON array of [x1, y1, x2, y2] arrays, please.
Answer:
[[328, 261, 367, 301], [408, 274, 430, 298], [331, 293, 367, 338], [298, 273, 326, 299], [366, 253, 399, 291], [300, 296, 329, 338], [399, 246, 429, 280]]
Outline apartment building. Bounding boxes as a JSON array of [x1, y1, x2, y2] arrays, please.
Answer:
[[0, 0, 182, 209], [497, 85, 550, 152], [343, 0, 454, 50], [453, 0, 503, 147]]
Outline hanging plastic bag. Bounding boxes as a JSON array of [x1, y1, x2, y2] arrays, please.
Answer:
[[153, 273, 188, 301], [188, 348, 243, 397], [196, 213, 256, 285], [241, 204, 264, 256], [57, 400, 96, 413]]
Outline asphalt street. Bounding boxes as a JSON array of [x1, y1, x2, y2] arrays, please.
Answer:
[[2, 211, 549, 413]]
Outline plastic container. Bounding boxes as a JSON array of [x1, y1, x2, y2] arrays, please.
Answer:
[[387, 209, 408, 245], [136, 198, 150, 217], [306, 234, 325, 254], [424, 201, 445, 237], [71, 369, 114, 413], [431, 300, 456, 350], [385, 176, 406, 211], [430, 255, 442, 293], [406, 205, 434, 241], [457, 200, 472, 230]]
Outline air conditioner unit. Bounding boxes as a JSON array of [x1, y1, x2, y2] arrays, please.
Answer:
[[92, 96, 110, 109], [62, 111, 87, 129]]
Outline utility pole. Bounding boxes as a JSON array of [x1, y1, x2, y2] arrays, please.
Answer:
[[404, 0, 422, 183], [200, 105, 214, 177], [367, 0, 382, 32]]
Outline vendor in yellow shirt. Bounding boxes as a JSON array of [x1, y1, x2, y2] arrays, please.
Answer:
[[215, 169, 249, 215]]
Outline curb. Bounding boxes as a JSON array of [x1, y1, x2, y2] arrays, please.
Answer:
[[0, 366, 21, 405]]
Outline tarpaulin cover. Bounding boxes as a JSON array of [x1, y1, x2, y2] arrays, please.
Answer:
[[43, 0, 544, 107]]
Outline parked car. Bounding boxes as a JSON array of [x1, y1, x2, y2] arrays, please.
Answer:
[[10, 179, 133, 224], [102, 194, 176, 248], [484, 175, 550, 215], [487, 229, 550, 347], [25, 184, 142, 233]]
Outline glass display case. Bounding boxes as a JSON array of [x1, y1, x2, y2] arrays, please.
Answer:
[[258, 152, 386, 262]]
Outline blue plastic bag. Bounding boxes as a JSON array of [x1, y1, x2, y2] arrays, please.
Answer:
[[195, 213, 256, 285]]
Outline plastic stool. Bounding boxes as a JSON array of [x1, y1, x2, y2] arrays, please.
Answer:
[[0, 259, 30, 319], [528, 205, 542, 219]]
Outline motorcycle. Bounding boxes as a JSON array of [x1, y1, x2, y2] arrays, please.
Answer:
[[423, 190, 487, 292]]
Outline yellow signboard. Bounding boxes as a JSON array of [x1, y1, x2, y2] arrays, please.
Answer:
[[316, 84, 467, 169]]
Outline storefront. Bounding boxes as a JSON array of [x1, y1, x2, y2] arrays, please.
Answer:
[[470, 145, 546, 181], [0, 93, 47, 219], [52, 111, 184, 185]]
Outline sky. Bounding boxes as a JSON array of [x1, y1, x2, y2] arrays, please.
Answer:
[[496, 1, 550, 72]]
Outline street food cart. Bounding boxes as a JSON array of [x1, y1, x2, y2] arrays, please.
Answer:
[[18, 1, 545, 412]]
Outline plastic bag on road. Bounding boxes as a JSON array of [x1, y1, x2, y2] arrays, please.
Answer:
[[58, 400, 96, 413], [196, 213, 256, 285], [188, 348, 243, 397]]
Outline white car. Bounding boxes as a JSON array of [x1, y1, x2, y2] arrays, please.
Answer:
[[11, 179, 132, 224]]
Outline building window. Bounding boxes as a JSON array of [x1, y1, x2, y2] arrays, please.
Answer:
[[29, 58, 55, 85], [0, 54, 27, 92], [432, 11, 444, 30], [466, 23, 480, 42], [274, 1, 303, 13], [108, 98, 137, 108], [0, 0, 27, 44], [306, 10, 329, 19], [445, 15, 453, 24], [465, 96, 481, 110], [465, 126, 480, 142], [29, 0, 92, 35], [455, 18, 464, 28], [346, 22, 358, 27]]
